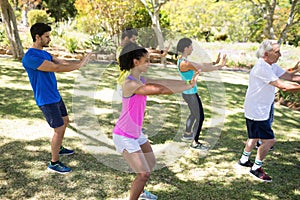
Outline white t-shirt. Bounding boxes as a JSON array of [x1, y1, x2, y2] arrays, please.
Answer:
[[244, 58, 285, 120]]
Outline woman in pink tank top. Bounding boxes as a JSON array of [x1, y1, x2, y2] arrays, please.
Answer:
[[113, 42, 200, 200]]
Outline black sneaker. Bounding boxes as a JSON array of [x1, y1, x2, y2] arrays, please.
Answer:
[[238, 160, 254, 167], [250, 167, 272, 182], [59, 146, 74, 156]]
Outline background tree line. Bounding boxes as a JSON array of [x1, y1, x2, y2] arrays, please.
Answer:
[[0, 0, 299, 60]]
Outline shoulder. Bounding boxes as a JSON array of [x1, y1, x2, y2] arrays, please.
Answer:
[[122, 79, 143, 97]]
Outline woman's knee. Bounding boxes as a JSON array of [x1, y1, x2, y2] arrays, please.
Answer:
[[137, 172, 151, 182]]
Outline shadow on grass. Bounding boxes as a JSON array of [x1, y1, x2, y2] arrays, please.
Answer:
[[1, 134, 299, 199], [1, 58, 299, 199]]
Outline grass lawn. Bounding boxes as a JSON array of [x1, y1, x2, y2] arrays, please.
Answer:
[[0, 55, 299, 200]]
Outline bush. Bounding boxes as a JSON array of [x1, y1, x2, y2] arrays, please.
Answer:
[[0, 25, 10, 48], [85, 33, 115, 53], [27, 10, 54, 26], [64, 37, 78, 53]]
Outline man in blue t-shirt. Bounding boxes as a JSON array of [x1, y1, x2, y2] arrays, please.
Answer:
[[22, 23, 91, 174]]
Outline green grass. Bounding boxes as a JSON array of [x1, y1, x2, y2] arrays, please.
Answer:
[[0, 56, 299, 200]]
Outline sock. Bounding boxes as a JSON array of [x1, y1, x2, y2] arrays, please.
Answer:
[[51, 161, 59, 165], [252, 159, 263, 171], [240, 151, 251, 163]]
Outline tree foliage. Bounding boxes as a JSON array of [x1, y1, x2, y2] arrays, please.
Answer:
[[41, 0, 77, 22], [164, 0, 300, 45], [248, 0, 300, 44], [164, 0, 254, 42], [74, 0, 137, 36]]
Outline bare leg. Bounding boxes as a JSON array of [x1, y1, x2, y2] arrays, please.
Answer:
[[123, 150, 150, 200], [256, 138, 276, 161], [140, 141, 156, 170], [244, 138, 259, 152], [51, 116, 69, 162], [123, 141, 155, 200]]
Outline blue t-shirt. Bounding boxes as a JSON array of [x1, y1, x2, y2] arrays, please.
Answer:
[[177, 58, 198, 94], [22, 48, 61, 106]]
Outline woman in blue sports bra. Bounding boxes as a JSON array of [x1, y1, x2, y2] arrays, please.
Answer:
[[176, 38, 227, 150]]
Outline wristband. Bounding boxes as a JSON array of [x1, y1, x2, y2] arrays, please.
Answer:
[[186, 80, 191, 85]]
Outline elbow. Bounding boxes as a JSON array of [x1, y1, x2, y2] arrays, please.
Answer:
[[153, 87, 173, 95], [160, 87, 174, 94]]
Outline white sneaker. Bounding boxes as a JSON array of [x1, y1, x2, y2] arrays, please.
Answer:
[[139, 190, 158, 200]]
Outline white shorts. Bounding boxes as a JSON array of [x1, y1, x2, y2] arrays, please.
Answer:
[[113, 133, 148, 153]]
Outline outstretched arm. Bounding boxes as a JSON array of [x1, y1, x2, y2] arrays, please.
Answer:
[[37, 53, 92, 72], [270, 78, 300, 92], [123, 71, 200, 97], [280, 71, 300, 83], [192, 54, 227, 72]]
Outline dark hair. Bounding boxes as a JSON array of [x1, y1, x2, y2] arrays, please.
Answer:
[[176, 38, 192, 53], [119, 42, 148, 71], [121, 27, 138, 40], [30, 23, 51, 42]]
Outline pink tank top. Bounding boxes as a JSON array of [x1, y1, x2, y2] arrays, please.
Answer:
[[113, 76, 147, 138]]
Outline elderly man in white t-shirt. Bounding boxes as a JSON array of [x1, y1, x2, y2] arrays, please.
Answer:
[[238, 40, 300, 182]]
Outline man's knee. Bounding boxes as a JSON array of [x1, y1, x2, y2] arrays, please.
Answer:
[[63, 116, 69, 126], [262, 138, 276, 146]]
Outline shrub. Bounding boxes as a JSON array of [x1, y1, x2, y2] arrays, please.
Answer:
[[64, 37, 78, 53], [27, 10, 54, 26], [85, 33, 115, 53], [0, 25, 10, 48]]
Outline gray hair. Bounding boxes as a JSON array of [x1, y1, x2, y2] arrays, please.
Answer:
[[256, 40, 279, 58]]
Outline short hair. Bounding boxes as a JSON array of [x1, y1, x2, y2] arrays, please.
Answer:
[[30, 23, 51, 42], [176, 38, 192, 53], [121, 27, 138, 40], [119, 42, 148, 71], [256, 40, 279, 58]]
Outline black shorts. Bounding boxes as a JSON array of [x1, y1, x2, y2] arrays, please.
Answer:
[[39, 99, 68, 128], [245, 118, 274, 139]]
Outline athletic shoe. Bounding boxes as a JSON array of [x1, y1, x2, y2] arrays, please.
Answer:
[[182, 133, 194, 141], [59, 146, 74, 156], [249, 167, 272, 182], [256, 141, 274, 151], [238, 160, 254, 167], [47, 161, 72, 174], [190, 143, 209, 150], [139, 190, 158, 200]]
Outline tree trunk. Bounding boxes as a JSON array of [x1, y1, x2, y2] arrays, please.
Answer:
[[140, 0, 165, 65], [151, 9, 164, 50], [278, 0, 299, 44], [263, 0, 277, 39], [0, 0, 24, 60]]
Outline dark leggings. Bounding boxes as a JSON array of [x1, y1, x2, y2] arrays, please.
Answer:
[[182, 93, 204, 143]]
